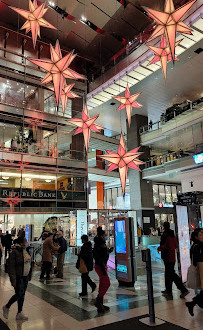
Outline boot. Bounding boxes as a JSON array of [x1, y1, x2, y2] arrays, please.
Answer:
[[101, 297, 110, 311], [185, 301, 195, 316], [95, 296, 105, 313]]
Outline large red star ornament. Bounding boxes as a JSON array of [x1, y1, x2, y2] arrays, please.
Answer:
[[29, 40, 86, 105], [147, 36, 182, 79], [67, 105, 104, 152], [9, 0, 56, 48], [100, 134, 144, 196], [144, 0, 196, 61], [113, 84, 142, 127], [49, 83, 80, 113]]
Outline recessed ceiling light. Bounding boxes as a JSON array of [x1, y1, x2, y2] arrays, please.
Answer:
[[25, 178, 31, 181], [2, 176, 9, 180], [45, 179, 52, 183]]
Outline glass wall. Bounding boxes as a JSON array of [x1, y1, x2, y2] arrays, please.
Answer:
[[152, 183, 181, 206], [104, 186, 130, 210]]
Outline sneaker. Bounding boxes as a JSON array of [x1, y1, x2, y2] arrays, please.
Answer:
[[2, 305, 9, 319], [180, 290, 189, 299], [186, 301, 194, 316], [16, 312, 28, 321], [161, 290, 172, 296], [91, 282, 96, 293]]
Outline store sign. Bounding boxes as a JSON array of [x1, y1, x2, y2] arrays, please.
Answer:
[[158, 202, 163, 208], [177, 193, 196, 205], [0, 188, 86, 201], [76, 210, 87, 246], [193, 153, 203, 164]]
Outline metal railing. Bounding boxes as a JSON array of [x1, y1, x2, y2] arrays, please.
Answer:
[[144, 151, 191, 169]]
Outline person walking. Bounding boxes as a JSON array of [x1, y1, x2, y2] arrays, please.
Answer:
[[56, 231, 67, 279], [40, 232, 59, 281], [158, 221, 189, 298], [2, 237, 32, 320], [93, 227, 113, 313], [137, 224, 142, 245], [11, 226, 16, 238], [186, 228, 203, 316], [78, 234, 96, 296], [4, 231, 12, 259], [0, 232, 3, 266]]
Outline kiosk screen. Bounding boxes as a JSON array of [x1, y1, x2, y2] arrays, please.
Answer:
[[115, 220, 126, 254]]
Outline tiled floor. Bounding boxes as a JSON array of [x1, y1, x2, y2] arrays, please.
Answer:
[[0, 261, 202, 330]]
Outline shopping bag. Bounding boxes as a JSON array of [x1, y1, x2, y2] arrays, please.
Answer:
[[186, 264, 201, 289], [79, 258, 87, 273]]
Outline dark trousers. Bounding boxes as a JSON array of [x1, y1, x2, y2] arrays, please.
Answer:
[[40, 261, 52, 279], [81, 272, 94, 294], [164, 262, 186, 294], [5, 247, 11, 259], [6, 276, 29, 313], [193, 290, 203, 308], [0, 249, 2, 265]]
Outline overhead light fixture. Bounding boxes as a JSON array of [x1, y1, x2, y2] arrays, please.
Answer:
[[49, 1, 55, 8], [45, 179, 52, 183], [0, 172, 56, 180], [25, 178, 31, 181], [2, 176, 9, 180], [81, 16, 87, 23]]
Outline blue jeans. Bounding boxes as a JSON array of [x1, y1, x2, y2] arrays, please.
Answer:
[[6, 276, 29, 313]]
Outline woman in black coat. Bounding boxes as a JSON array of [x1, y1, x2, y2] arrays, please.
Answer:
[[78, 235, 96, 297]]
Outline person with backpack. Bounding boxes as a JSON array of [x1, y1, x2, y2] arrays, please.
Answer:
[[186, 228, 203, 316], [2, 237, 32, 321], [77, 234, 96, 296], [93, 227, 113, 313], [56, 231, 67, 279], [158, 221, 189, 298]]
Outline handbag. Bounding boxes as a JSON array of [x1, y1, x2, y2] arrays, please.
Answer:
[[79, 258, 87, 274], [186, 252, 201, 289]]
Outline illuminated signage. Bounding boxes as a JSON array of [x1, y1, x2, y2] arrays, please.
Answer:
[[115, 220, 127, 254], [25, 225, 29, 242], [117, 264, 127, 273], [193, 153, 203, 164], [76, 210, 87, 246]]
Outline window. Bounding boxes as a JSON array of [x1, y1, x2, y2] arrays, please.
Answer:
[[153, 184, 159, 205]]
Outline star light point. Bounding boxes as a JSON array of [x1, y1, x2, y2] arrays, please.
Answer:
[[67, 105, 104, 152], [29, 40, 86, 105], [113, 84, 142, 127], [49, 83, 80, 113], [100, 134, 143, 196], [144, 0, 196, 61], [9, 0, 56, 48]]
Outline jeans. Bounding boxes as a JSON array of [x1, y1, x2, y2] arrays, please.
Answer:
[[40, 261, 52, 279], [57, 252, 65, 277], [81, 272, 94, 294], [6, 276, 29, 313], [164, 262, 187, 294], [95, 265, 110, 298]]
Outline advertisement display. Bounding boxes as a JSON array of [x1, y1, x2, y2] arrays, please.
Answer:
[[114, 217, 136, 286], [76, 210, 87, 246], [176, 205, 191, 282]]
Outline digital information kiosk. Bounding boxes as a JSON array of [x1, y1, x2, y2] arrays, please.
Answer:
[[114, 217, 136, 286], [25, 224, 34, 242]]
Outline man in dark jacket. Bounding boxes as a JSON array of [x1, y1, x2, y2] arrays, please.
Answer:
[[56, 231, 67, 278], [78, 235, 96, 296], [4, 231, 12, 259], [158, 221, 189, 298], [2, 237, 32, 321]]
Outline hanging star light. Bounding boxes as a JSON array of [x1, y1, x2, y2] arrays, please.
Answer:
[[49, 83, 80, 113], [29, 40, 86, 105], [100, 134, 143, 196], [67, 105, 104, 152], [147, 36, 182, 79], [9, 0, 56, 48], [5, 192, 20, 211], [113, 84, 142, 127], [144, 0, 196, 61]]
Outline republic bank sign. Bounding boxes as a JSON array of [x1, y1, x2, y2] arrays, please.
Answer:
[[0, 188, 85, 201]]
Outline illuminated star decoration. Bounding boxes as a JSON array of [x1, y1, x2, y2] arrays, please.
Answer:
[[18, 161, 30, 171], [67, 105, 104, 152], [29, 40, 86, 105], [9, 0, 56, 48], [144, 0, 196, 61], [113, 84, 142, 127], [49, 83, 80, 113], [147, 36, 182, 79], [100, 134, 143, 196], [5, 191, 20, 211]]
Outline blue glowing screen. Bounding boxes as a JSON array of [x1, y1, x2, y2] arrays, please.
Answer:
[[115, 220, 126, 254], [193, 153, 203, 164], [117, 264, 127, 273], [25, 225, 29, 242]]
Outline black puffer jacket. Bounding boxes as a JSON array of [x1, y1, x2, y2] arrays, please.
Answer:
[[80, 241, 93, 271], [58, 237, 67, 254], [93, 236, 109, 273], [191, 240, 203, 266], [8, 244, 32, 285]]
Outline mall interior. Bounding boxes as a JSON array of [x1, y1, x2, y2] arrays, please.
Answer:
[[0, 0, 202, 329]]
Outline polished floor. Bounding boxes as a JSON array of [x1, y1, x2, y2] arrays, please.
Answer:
[[0, 257, 203, 330]]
